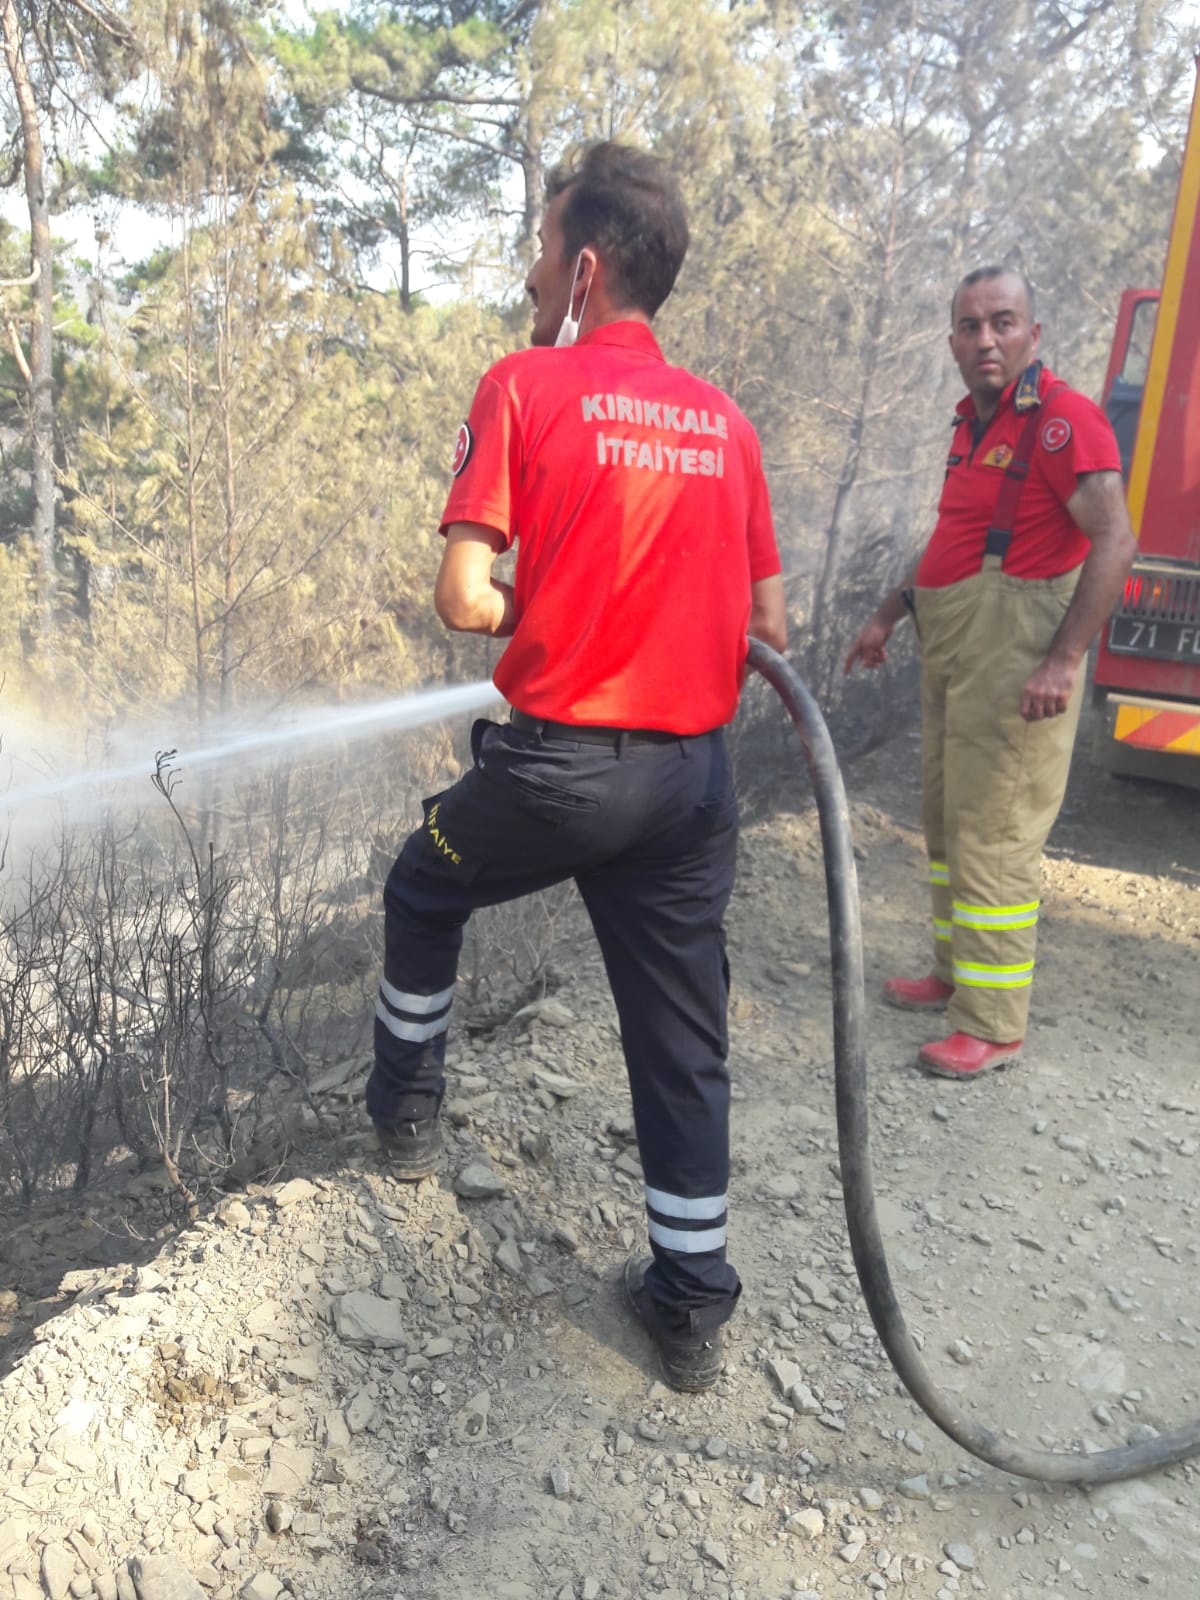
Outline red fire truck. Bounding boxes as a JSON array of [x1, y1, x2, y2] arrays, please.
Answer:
[[1093, 62, 1200, 788]]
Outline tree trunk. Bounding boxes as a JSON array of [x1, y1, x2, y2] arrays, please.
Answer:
[[519, 103, 544, 261], [179, 190, 208, 730], [2, 0, 56, 648], [808, 140, 904, 696], [397, 157, 412, 314]]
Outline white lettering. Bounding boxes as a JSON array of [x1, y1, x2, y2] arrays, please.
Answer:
[[581, 394, 730, 437], [1181, 627, 1194, 653], [589, 423, 730, 477]]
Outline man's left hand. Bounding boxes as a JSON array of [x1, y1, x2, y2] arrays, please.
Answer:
[[1019, 656, 1079, 722]]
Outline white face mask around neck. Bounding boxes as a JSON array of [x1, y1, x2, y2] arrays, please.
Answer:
[[554, 253, 592, 348]]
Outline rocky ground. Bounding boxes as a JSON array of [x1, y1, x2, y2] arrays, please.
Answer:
[[1, 713, 1198, 1600]]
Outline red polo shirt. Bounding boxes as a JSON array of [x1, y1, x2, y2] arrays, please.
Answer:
[[440, 321, 781, 733], [917, 365, 1121, 587]]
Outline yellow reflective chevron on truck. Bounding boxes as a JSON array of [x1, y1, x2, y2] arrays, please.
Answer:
[[1114, 704, 1200, 753]]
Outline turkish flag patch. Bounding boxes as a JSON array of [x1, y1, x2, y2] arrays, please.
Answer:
[[451, 421, 474, 476], [1041, 417, 1072, 452]]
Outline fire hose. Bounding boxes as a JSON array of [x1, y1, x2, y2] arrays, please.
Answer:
[[747, 636, 1200, 1485]]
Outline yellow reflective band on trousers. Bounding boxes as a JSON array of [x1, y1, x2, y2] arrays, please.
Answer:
[[952, 899, 1040, 931], [915, 559, 1085, 1042], [953, 959, 1035, 989]]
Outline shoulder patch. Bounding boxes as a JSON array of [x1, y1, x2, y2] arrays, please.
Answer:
[[1041, 417, 1072, 453], [451, 421, 474, 477]]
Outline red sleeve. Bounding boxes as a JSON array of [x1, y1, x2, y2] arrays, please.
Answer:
[[746, 439, 782, 582], [1036, 389, 1122, 505], [439, 372, 522, 549]]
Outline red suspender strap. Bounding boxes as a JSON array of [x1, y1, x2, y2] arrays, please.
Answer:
[[983, 380, 1066, 565]]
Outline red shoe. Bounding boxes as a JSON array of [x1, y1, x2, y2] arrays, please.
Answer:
[[918, 1032, 1023, 1079], [883, 973, 954, 1011]]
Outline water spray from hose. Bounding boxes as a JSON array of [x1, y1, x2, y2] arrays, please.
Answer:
[[1, 681, 500, 819]]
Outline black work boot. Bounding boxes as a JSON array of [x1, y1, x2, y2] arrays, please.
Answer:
[[374, 1115, 441, 1181], [623, 1256, 725, 1392]]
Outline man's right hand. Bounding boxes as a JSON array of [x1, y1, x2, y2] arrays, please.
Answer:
[[844, 615, 893, 675]]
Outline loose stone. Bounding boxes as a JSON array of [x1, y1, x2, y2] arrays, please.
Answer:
[[494, 1238, 524, 1277], [701, 1539, 729, 1571], [453, 1392, 491, 1444], [332, 1292, 408, 1349], [41, 1545, 77, 1600], [454, 1164, 509, 1200], [239, 1575, 285, 1600], [128, 1555, 208, 1599]]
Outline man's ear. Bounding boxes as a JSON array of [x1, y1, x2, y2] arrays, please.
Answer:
[[576, 245, 600, 304]]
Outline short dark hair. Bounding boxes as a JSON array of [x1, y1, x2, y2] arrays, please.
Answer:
[[951, 265, 1037, 325], [545, 142, 689, 318]]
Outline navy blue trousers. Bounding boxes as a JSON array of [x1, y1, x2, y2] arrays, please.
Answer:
[[367, 717, 741, 1330]]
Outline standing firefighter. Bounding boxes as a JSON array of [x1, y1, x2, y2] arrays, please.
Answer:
[[368, 143, 786, 1390], [846, 267, 1135, 1079]]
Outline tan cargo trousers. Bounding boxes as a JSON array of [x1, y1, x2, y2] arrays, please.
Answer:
[[914, 557, 1084, 1042]]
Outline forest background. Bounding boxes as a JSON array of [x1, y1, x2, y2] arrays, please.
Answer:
[[0, 0, 1198, 1212], [3, 0, 1199, 725]]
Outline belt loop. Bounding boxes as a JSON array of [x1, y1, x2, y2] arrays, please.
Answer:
[[616, 730, 629, 759]]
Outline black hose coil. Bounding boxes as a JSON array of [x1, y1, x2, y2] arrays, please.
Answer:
[[748, 636, 1200, 1485]]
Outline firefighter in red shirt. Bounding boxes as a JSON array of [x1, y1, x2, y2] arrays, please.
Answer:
[[367, 143, 786, 1390], [846, 267, 1135, 1078]]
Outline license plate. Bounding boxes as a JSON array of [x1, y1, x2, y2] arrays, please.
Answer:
[[1108, 615, 1200, 661]]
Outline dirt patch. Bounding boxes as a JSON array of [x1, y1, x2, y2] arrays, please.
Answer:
[[0, 711, 1195, 1600]]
